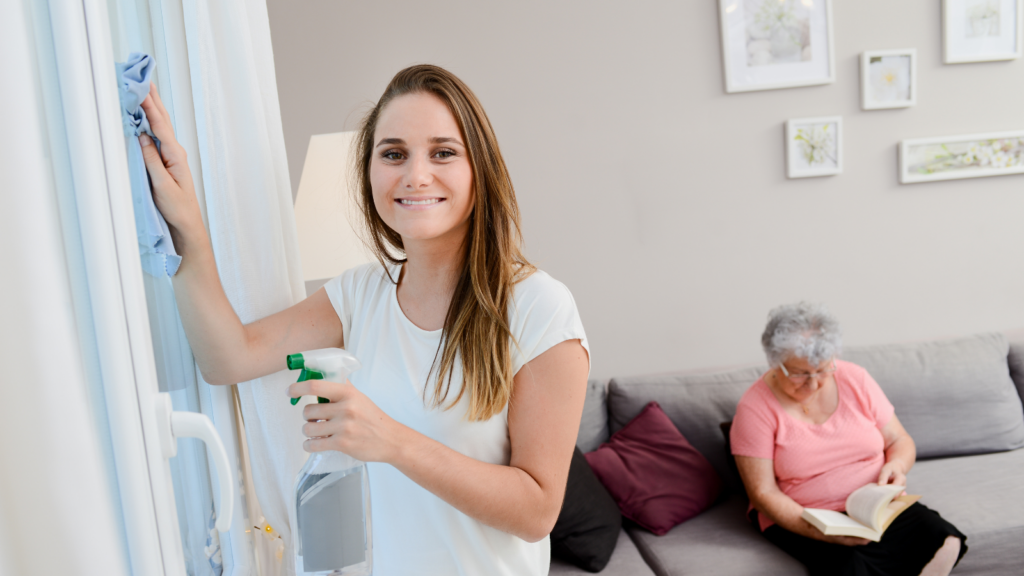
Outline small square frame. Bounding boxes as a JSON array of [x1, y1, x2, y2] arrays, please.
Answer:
[[861, 49, 917, 110], [786, 116, 843, 178], [943, 0, 1023, 63]]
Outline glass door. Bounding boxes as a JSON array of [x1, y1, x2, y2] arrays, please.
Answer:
[[106, 3, 224, 573]]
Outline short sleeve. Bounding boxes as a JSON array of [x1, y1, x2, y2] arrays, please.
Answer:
[[322, 273, 349, 329], [730, 383, 779, 460], [508, 271, 590, 377], [846, 363, 895, 430], [322, 262, 383, 347]]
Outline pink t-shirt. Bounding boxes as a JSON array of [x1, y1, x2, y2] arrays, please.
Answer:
[[730, 360, 895, 531]]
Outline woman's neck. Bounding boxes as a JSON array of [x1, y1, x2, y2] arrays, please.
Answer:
[[395, 227, 467, 331], [401, 229, 465, 288]]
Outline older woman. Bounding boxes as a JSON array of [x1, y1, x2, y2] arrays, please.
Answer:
[[731, 303, 967, 576]]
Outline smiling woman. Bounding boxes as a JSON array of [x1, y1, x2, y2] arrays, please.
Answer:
[[355, 66, 530, 421], [139, 63, 590, 576]]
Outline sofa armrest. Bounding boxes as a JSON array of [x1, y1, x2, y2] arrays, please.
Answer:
[[576, 379, 610, 453], [1007, 329, 1024, 409]]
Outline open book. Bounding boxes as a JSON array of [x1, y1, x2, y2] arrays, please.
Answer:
[[801, 484, 921, 542]]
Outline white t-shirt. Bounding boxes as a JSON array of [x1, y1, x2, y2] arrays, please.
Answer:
[[323, 262, 589, 576]]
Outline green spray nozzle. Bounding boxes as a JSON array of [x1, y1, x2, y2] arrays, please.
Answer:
[[287, 349, 361, 406], [286, 353, 304, 370]]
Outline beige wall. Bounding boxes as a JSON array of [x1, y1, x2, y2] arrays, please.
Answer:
[[267, 0, 1024, 379]]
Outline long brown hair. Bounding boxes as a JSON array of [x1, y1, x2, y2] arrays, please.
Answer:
[[353, 64, 534, 421]]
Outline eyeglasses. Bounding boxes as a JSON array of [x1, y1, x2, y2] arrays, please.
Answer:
[[779, 359, 836, 384]]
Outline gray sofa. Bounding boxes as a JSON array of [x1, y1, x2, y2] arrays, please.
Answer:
[[551, 332, 1024, 575]]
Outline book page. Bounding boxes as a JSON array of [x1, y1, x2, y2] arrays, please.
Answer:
[[803, 509, 867, 530], [801, 508, 881, 541], [844, 484, 905, 531]]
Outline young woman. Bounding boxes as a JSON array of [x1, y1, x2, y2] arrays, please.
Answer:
[[139, 65, 590, 575]]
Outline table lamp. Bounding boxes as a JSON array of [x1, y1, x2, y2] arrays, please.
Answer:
[[293, 131, 374, 294]]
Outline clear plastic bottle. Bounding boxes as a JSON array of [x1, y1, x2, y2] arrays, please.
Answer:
[[287, 348, 372, 576]]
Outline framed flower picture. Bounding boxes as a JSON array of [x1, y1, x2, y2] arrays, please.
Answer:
[[943, 0, 1023, 63], [861, 49, 917, 110], [719, 0, 836, 93], [899, 131, 1024, 183], [786, 116, 842, 178]]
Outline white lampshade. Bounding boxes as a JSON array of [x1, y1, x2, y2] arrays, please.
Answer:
[[294, 131, 374, 283]]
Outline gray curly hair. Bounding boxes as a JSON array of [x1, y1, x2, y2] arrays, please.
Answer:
[[761, 302, 842, 367]]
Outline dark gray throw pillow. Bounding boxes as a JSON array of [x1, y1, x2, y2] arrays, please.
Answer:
[[551, 446, 621, 572]]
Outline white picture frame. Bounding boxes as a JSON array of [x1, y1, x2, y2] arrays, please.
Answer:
[[719, 0, 836, 93], [899, 130, 1024, 183], [786, 116, 842, 178], [943, 0, 1023, 63], [861, 49, 917, 110]]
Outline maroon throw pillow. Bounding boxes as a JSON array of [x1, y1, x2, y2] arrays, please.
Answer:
[[585, 401, 721, 536]]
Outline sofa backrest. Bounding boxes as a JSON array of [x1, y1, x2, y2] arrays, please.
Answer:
[[587, 331, 1024, 495], [843, 332, 1024, 459]]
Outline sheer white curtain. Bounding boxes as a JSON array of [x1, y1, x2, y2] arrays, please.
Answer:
[[181, 1, 308, 574], [111, 0, 307, 572], [0, 1, 131, 574], [113, 0, 308, 572]]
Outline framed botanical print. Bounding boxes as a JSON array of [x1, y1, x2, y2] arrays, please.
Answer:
[[900, 131, 1024, 183], [719, 0, 836, 93], [861, 49, 917, 110], [786, 116, 843, 178], [944, 0, 1023, 63]]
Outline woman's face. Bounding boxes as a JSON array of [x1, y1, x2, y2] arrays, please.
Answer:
[[369, 92, 475, 247], [775, 356, 834, 403]]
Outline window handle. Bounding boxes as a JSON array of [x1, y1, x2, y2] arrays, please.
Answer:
[[155, 393, 235, 532]]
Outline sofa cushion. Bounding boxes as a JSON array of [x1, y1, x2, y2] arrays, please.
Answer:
[[576, 379, 609, 453], [608, 365, 764, 493], [550, 529, 656, 576], [586, 402, 721, 536], [623, 449, 1024, 576], [550, 446, 621, 572], [626, 495, 807, 576], [843, 332, 1024, 458], [906, 448, 1024, 575]]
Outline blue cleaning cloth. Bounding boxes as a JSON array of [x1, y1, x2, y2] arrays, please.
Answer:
[[116, 52, 181, 277]]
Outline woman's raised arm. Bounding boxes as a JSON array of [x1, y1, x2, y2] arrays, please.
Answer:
[[139, 86, 342, 384]]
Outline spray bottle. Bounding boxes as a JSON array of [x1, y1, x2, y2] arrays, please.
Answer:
[[287, 348, 372, 576]]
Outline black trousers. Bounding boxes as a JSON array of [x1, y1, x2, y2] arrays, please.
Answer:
[[762, 503, 967, 576]]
